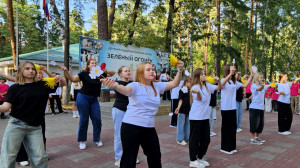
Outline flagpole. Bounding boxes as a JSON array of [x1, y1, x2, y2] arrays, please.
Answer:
[[16, 0, 18, 70], [47, 19, 49, 70]]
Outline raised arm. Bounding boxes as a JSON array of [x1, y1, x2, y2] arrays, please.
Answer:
[[256, 82, 265, 91], [58, 65, 80, 82], [54, 75, 67, 87], [100, 78, 132, 97], [0, 73, 15, 82], [39, 65, 52, 77], [0, 102, 11, 113], [221, 66, 235, 86], [241, 70, 254, 88], [214, 77, 223, 90], [105, 70, 115, 77], [165, 60, 184, 91]]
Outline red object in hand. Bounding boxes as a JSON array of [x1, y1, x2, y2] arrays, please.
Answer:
[[100, 63, 106, 70]]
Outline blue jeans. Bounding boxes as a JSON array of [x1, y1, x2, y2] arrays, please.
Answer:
[[76, 93, 102, 142], [236, 101, 242, 129], [209, 106, 216, 132], [112, 107, 125, 161], [0, 117, 48, 168], [176, 113, 190, 141]]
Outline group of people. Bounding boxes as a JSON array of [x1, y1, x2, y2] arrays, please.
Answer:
[[0, 58, 299, 168]]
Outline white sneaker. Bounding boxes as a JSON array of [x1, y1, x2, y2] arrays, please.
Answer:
[[79, 142, 86, 149], [96, 141, 103, 147], [114, 160, 120, 167], [236, 128, 242, 132], [278, 131, 290, 135], [136, 159, 140, 164], [255, 137, 266, 143], [20, 161, 29, 166], [285, 131, 292, 135], [210, 132, 216, 137], [231, 150, 237, 153], [73, 114, 77, 118], [189, 160, 206, 168], [250, 139, 263, 145], [177, 141, 187, 145], [198, 159, 210, 166], [220, 149, 234, 155]]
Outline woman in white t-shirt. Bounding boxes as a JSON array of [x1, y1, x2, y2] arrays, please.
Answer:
[[188, 68, 228, 168], [277, 73, 300, 135], [249, 73, 269, 145], [220, 65, 253, 155], [101, 61, 184, 168]]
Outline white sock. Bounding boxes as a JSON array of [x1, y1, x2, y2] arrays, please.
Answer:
[[76, 111, 79, 116], [250, 138, 255, 141], [73, 111, 76, 115]]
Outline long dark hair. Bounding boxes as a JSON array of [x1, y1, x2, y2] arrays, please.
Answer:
[[162, 68, 167, 74], [85, 59, 96, 72], [223, 64, 236, 84]]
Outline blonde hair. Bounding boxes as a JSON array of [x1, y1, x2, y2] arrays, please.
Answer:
[[190, 68, 208, 105], [134, 62, 157, 96], [252, 72, 263, 85], [16, 61, 37, 85]]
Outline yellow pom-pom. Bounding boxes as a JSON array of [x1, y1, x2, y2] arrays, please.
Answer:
[[34, 64, 40, 73], [42, 77, 56, 89], [241, 78, 247, 84], [206, 76, 215, 84], [169, 54, 178, 67], [269, 82, 276, 88]]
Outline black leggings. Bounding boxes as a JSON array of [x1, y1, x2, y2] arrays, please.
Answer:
[[277, 102, 293, 132], [221, 110, 237, 152], [249, 109, 264, 133], [120, 123, 162, 168]]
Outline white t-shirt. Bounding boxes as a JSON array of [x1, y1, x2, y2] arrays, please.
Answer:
[[123, 82, 167, 127], [171, 80, 184, 99], [221, 79, 242, 110], [189, 83, 217, 120], [278, 82, 292, 104], [250, 84, 269, 110], [159, 73, 168, 82]]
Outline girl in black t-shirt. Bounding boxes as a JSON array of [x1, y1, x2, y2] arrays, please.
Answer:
[[59, 59, 115, 150], [174, 77, 192, 145], [0, 61, 64, 167]]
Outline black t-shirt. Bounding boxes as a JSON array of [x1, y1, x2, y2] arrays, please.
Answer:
[[178, 89, 190, 115], [236, 81, 244, 102], [5, 81, 58, 126], [113, 80, 132, 112], [209, 90, 217, 107], [78, 71, 107, 97]]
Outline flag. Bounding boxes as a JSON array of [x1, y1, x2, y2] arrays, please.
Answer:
[[43, 0, 50, 21]]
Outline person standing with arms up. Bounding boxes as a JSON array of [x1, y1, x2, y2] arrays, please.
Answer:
[[58, 59, 115, 149], [102, 61, 184, 168], [220, 65, 253, 155]]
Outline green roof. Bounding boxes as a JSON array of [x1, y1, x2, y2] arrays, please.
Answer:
[[0, 43, 79, 63]]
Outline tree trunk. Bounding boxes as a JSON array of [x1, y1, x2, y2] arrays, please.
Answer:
[[204, 11, 211, 72], [50, 0, 64, 30], [245, 0, 254, 74], [261, 0, 268, 77], [62, 0, 70, 105], [269, 25, 277, 81], [165, 0, 175, 52], [286, 29, 300, 72], [108, 0, 116, 40], [7, 0, 17, 70], [128, 0, 141, 45], [223, 12, 233, 66], [251, 1, 258, 66], [215, 0, 221, 77], [97, 0, 109, 40]]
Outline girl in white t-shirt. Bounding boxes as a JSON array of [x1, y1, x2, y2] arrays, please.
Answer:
[[249, 73, 269, 145], [220, 65, 253, 155], [188, 68, 226, 168], [277, 73, 300, 135], [101, 61, 184, 168]]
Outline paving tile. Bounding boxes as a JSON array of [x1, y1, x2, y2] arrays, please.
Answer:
[[97, 146, 114, 154], [162, 163, 186, 168], [274, 141, 295, 148], [90, 161, 115, 168], [288, 135, 300, 140], [262, 146, 286, 153], [158, 133, 173, 139], [226, 166, 244, 168], [249, 152, 275, 161], [160, 147, 171, 154], [67, 152, 95, 162], [47, 145, 72, 154]]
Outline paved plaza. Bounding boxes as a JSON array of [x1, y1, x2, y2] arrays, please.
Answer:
[[1, 101, 300, 168]]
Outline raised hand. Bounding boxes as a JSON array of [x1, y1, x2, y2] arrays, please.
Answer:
[[54, 75, 61, 83], [214, 76, 220, 83], [58, 65, 68, 71], [100, 78, 118, 89], [230, 66, 236, 75]]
